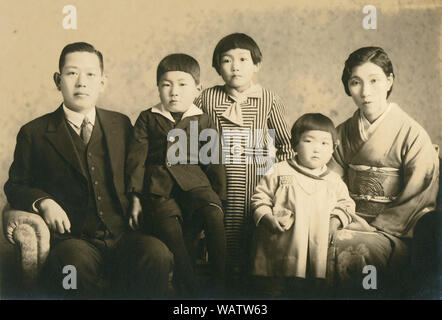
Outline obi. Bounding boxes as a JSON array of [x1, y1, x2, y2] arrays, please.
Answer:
[[347, 164, 401, 221]]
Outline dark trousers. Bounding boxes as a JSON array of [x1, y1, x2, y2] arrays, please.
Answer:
[[152, 204, 226, 298], [41, 231, 173, 299]]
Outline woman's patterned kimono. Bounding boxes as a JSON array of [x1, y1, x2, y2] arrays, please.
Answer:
[[327, 103, 439, 290]]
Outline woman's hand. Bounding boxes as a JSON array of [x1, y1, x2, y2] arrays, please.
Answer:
[[346, 213, 376, 232], [259, 214, 285, 234]]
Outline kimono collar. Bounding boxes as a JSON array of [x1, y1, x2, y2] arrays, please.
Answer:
[[221, 83, 262, 126], [287, 157, 330, 180], [151, 103, 203, 123], [63, 103, 96, 129], [358, 102, 393, 142]]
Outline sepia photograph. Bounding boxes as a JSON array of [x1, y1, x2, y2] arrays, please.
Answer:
[[0, 0, 440, 311]]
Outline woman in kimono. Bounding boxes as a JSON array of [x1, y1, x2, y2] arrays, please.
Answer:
[[328, 46, 439, 296]]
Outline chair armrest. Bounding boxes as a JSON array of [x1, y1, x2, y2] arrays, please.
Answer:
[[3, 207, 50, 283]]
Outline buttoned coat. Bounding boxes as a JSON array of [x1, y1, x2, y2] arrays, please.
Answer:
[[126, 104, 226, 202]]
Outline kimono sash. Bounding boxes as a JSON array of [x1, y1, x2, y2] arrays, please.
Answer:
[[348, 164, 401, 221]]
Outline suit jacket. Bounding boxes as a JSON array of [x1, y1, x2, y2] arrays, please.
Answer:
[[4, 105, 132, 236], [126, 104, 226, 201]]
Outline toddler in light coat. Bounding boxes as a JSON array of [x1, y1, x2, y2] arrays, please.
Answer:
[[251, 113, 356, 281]]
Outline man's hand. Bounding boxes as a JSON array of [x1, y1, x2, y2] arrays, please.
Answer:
[[129, 194, 142, 230], [328, 216, 342, 246], [38, 198, 71, 234], [259, 214, 285, 234]]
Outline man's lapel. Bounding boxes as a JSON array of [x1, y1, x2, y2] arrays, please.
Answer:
[[44, 105, 87, 179], [97, 108, 123, 181]]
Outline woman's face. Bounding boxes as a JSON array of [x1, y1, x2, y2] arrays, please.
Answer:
[[348, 62, 393, 121]]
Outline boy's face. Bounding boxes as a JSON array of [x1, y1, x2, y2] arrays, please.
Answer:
[[54, 51, 105, 114], [295, 130, 334, 170], [158, 71, 201, 113], [219, 48, 260, 92]]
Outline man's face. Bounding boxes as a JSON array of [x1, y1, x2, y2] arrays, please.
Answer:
[[55, 51, 105, 114]]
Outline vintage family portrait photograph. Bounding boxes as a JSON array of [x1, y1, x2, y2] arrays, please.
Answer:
[[0, 0, 440, 308]]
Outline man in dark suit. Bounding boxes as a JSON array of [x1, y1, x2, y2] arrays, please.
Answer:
[[4, 42, 173, 299]]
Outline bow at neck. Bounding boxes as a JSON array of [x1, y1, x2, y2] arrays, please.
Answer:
[[221, 84, 262, 126]]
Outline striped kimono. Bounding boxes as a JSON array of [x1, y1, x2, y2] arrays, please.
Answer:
[[195, 85, 295, 271]]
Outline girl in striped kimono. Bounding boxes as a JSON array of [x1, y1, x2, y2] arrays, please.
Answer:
[[328, 47, 439, 296], [195, 33, 295, 290]]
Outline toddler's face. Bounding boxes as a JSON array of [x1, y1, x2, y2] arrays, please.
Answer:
[[56, 51, 105, 114], [295, 130, 334, 169], [158, 71, 201, 113], [219, 48, 259, 92]]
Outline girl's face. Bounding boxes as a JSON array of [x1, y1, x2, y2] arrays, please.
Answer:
[[295, 130, 334, 170], [348, 62, 393, 121], [219, 48, 260, 92]]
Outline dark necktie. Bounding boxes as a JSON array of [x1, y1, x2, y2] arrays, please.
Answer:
[[80, 116, 92, 144], [170, 112, 184, 123]]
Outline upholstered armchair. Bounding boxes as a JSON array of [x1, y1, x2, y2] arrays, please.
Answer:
[[2, 205, 50, 287], [2, 204, 201, 298]]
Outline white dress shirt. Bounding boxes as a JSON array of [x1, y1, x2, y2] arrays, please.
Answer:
[[63, 104, 96, 135]]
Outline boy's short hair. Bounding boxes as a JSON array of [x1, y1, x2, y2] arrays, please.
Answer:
[[341, 46, 394, 98], [212, 33, 262, 74], [291, 113, 338, 148], [157, 53, 200, 85], [59, 42, 104, 73]]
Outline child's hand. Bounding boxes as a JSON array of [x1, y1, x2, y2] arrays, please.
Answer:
[[328, 217, 341, 246], [129, 194, 142, 230], [273, 207, 294, 230], [38, 198, 71, 234], [259, 214, 285, 234]]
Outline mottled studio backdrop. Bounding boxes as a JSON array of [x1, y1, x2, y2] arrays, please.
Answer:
[[0, 0, 440, 276]]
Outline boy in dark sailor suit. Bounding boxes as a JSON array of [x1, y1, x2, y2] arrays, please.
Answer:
[[126, 53, 227, 298]]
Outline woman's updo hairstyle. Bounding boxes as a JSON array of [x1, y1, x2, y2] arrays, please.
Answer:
[[341, 46, 394, 98]]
